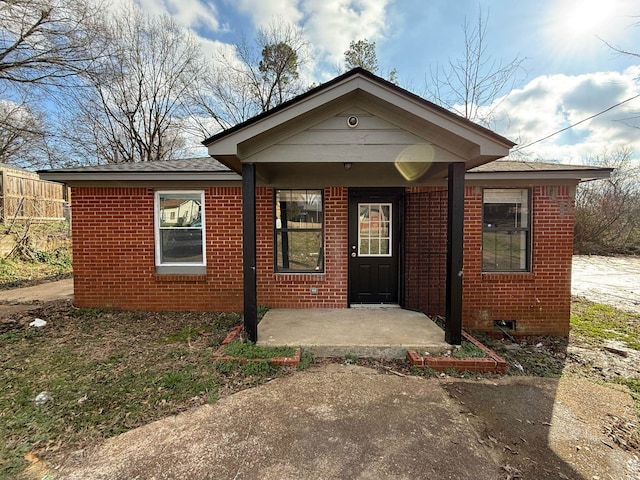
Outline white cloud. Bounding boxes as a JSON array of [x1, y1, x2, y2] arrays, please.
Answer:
[[109, 0, 222, 32], [488, 66, 640, 164], [228, 0, 391, 78], [234, 0, 303, 27], [301, 0, 391, 69], [162, 0, 222, 31]]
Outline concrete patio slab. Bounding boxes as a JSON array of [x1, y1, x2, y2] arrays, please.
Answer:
[[257, 308, 449, 358]]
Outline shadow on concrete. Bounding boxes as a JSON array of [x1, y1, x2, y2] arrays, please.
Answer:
[[440, 337, 637, 480]]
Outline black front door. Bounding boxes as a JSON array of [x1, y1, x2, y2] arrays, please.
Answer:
[[348, 188, 403, 304]]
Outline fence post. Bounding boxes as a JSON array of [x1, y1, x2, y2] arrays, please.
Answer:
[[0, 169, 6, 224]]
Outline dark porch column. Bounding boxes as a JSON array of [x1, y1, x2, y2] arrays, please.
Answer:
[[242, 163, 258, 343], [445, 162, 465, 345]]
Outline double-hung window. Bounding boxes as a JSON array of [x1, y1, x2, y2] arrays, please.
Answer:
[[155, 191, 205, 273], [274, 189, 324, 272], [482, 189, 531, 272]]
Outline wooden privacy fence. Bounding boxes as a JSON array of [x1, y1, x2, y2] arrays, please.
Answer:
[[0, 166, 68, 223]]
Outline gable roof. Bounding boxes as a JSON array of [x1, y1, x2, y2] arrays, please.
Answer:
[[202, 68, 516, 182], [203, 68, 514, 148]]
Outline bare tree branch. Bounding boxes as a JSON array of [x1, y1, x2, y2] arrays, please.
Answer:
[[0, 0, 106, 87], [424, 8, 526, 126], [574, 147, 640, 254], [190, 19, 310, 138], [61, 6, 204, 164]]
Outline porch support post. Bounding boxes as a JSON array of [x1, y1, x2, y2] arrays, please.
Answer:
[[445, 162, 465, 345], [242, 163, 258, 343]]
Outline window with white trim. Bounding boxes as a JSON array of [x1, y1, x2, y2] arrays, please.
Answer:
[[482, 189, 531, 272], [155, 191, 205, 271]]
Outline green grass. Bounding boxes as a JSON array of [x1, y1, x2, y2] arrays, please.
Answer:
[[0, 222, 73, 289], [162, 325, 215, 343], [571, 300, 640, 350], [297, 351, 314, 370], [213, 359, 282, 377], [0, 246, 73, 290], [344, 353, 359, 363], [451, 341, 485, 358], [222, 340, 296, 359], [0, 304, 290, 478]]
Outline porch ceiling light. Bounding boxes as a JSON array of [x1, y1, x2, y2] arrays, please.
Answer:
[[344, 162, 353, 170]]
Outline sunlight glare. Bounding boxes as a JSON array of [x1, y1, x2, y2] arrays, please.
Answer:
[[558, 0, 615, 38]]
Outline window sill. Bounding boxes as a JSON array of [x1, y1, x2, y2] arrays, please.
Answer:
[[155, 273, 207, 283], [155, 265, 206, 283], [273, 272, 326, 282], [480, 271, 534, 283], [156, 265, 206, 275]]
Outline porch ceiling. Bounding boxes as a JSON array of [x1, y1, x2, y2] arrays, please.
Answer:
[[205, 69, 515, 186]]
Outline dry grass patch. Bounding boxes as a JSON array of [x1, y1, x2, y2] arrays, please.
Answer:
[[0, 302, 291, 478]]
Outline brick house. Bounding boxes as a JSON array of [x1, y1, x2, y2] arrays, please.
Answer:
[[41, 69, 610, 344]]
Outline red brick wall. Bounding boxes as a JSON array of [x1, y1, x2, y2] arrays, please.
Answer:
[[71, 186, 244, 311], [72, 183, 574, 335], [404, 184, 574, 336], [461, 185, 575, 336], [256, 187, 349, 308], [404, 187, 448, 316]]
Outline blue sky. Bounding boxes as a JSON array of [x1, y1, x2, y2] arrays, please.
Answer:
[[130, 0, 640, 164]]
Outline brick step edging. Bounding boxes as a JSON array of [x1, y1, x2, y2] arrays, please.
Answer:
[[211, 325, 301, 367], [407, 330, 507, 374]]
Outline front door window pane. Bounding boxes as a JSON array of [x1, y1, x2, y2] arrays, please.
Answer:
[[358, 203, 392, 257]]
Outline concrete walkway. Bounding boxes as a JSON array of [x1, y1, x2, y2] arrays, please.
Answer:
[[55, 365, 635, 480], [257, 308, 449, 358], [0, 278, 73, 304], [57, 365, 501, 480]]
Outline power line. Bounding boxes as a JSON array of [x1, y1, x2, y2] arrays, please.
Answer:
[[512, 93, 640, 153]]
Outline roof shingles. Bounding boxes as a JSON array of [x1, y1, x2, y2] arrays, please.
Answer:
[[39, 157, 231, 174]]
